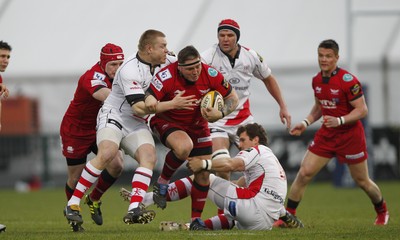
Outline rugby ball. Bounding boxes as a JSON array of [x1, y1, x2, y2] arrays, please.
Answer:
[[200, 90, 224, 111]]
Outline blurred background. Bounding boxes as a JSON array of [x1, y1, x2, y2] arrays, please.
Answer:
[[0, 0, 399, 190]]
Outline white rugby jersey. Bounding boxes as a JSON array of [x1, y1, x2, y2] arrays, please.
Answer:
[[103, 53, 176, 117], [201, 44, 271, 126], [235, 144, 287, 219]]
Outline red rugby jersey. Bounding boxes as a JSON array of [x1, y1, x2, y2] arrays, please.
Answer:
[[149, 62, 232, 126], [312, 67, 364, 130], [62, 63, 112, 130]]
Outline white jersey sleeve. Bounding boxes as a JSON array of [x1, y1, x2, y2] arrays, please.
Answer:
[[235, 146, 260, 170], [103, 54, 176, 116]]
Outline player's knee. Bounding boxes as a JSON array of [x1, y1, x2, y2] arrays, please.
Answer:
[[109, 157, 124, 175], [98, 148, 119, 165], [298, 167, 315, 182], [144, 152, 158, 166], [352, 176, 370, 189], [173, 144, 192, 160], [135, 147, 157, 168]]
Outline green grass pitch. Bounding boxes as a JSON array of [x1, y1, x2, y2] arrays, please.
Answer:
[[0, 181, 399, 240]]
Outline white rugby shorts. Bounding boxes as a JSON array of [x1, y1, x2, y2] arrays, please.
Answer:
[[96, 107, 154, 155], [207, 174, 275, 230]]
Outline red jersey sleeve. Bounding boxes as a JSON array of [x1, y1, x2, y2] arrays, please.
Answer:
[[81, 69, 109, 96], [340, 71, 363, 102]]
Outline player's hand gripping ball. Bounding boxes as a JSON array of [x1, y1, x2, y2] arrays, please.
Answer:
[[200, 90, 224, 111]]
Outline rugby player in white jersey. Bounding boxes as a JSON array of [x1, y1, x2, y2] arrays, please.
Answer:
[[187, 123, 302, 230], [64, 29, 196, 230], [201, 19, 291, 183]]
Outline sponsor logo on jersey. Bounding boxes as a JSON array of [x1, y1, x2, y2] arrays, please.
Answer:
[[350, 84, 360, 95], [229, 78, 240, 84], [130, 81, 142, 90], [234, 86, 249, 91], [345, 151, 365, 160], [263, 187, 284, 204], [91, 79, 107, 87], [93, 71, 106, 81], [151, 79, 163, 91], [315, 86, 322, 94], [319, 99, 337, 109], [158, 69, 172, 81], [343, 73, 353, 82], [330, 89, 339, 95], [208, 67, 218, 77]]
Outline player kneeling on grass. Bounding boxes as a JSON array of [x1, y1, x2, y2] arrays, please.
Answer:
[[121, 123, 303, 230]]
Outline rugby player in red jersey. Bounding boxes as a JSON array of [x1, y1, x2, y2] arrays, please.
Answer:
[[275, 39, 389, 227], [145, 45, 238, 222], [60, 43, 124, 231]]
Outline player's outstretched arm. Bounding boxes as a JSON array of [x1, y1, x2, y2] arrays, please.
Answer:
[[290, 98, 321, 136], [262, 75, 291, 128], [144, 91, 197, 114], [187, 156, 244, 173]]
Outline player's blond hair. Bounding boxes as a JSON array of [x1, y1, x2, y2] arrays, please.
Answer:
[[138, 29, 166, 52]]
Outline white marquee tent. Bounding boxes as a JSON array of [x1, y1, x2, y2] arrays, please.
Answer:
[[1, 0, 400, 132]]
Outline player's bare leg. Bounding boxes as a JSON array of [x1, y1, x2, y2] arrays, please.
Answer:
[[154, 130, 192, 209], [212, 137, 231, 180], [348, 161, 389, 225], [274, 151, 329, 228], [211, 136, 230, 215], [288, 152, 330, 203]]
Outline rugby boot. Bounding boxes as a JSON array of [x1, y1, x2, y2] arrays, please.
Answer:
[[189, 218, 208, 231], [123, 206, 156, 224], [153, 182, 168, 209], [84, 195, 103, 225]]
